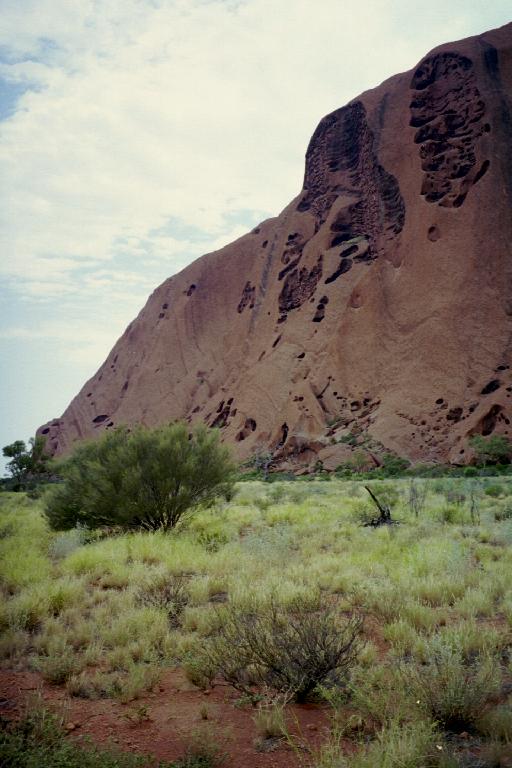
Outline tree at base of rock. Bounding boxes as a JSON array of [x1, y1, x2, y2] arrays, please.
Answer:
[[45, 422, 236, 532], [2, 436, 50, 491], [470, 435, 512, 466]]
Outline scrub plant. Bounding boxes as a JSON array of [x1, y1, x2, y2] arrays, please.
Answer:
[[203, 594, 363, 702], [45, 423, 235, 532]]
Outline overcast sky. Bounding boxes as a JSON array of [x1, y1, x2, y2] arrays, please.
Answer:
[[1, 0, 511, 468]]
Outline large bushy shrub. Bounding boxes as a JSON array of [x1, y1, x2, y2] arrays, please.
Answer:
[[45, 423, 235, 532]]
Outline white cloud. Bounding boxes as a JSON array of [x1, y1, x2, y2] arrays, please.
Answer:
[[3, 0, 501, 299]]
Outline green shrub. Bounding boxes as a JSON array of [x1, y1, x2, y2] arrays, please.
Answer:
[[253, 702, 287, 745], [45, 423, 235, 532], [380, 454, 411, 476], [407, 479, 429, 518], [172, 724, 226, 767], [437, 504, 461, 524], [485, 483, 504, 498], [470, 435, 512, 466], [2, 436, 51, 492], [339, 434, 358, 446], [37, 649, 81, 684], [444, 490, 465, 505], [183, 651, 217, 690], [494, 503, 512, 521], [349, 664, 413, 727], [253, 496, 272, 512], [66, 665, 159, 702], [49, 528, 87, 559], [350, 500, 377, 526]]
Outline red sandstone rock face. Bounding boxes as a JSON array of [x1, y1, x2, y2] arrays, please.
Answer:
[[39, 23, 512, 469]]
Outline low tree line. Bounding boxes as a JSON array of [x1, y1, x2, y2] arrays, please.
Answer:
[[3, 426, 512, 531]]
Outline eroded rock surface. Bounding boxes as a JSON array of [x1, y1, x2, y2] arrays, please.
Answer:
[[39, 23, 512, 469]]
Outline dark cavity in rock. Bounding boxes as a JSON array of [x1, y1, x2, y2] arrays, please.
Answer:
[[409, 52, 488, 208], [481, 379, 501, 395]]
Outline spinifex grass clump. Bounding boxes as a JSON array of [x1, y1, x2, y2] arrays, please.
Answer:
[[203, 594, 363, 702], [400, 638, 502, 730], [338, 719, 446, 768], [136, 573, 189, 628]]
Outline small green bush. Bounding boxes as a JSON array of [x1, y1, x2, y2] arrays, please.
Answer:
[[485, 483, 504, 498], [470, 435, 512, 466], [37, 649, 81, 684], [172, 724, 225, 767], [437, 504, 461, 524], [136, 574, 189, 628], [380, 454, 411, 476], [253, 703, 287, 741], [343, 719, 446, 768], [495, 503, 512, 521]]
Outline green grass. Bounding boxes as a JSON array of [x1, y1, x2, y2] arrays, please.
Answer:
[[1, 478, 512, 764]]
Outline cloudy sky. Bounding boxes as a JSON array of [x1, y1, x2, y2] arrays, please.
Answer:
[[1, 0, 510, 466]]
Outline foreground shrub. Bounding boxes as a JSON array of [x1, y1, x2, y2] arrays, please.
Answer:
[[45, 423, 235, 532], [204, 595, 363, 702], [253, 701, 287, 742], [66, 664, 159, 702], [349, 664, 413, 727]]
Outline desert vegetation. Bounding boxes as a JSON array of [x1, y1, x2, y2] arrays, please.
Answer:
[[45, 423, 236, 533], [1, 435, 51, 492], [1, 468, 512, 765]]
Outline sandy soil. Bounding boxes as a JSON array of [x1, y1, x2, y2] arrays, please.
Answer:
[[0, 667, 332, 767]]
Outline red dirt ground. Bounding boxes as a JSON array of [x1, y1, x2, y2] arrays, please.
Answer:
[[0, 667, 332, 767]]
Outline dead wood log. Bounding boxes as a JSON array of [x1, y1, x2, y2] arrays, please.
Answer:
[[364, 485, 396, 527]]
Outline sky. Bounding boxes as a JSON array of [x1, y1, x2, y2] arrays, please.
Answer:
[[1, 0, 511, 471]]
